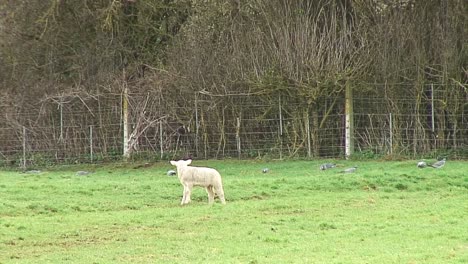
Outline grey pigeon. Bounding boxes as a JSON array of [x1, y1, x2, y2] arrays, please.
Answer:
[[76, 171, 91, 176], [341, 167, 357, 173], [25, 170, 41, 174], [167, 170, 177, 176], [429, 158, 446, 169], [262, 168, 269, 173], [320, 163, 336, 170], [417, 161, 427, 168]]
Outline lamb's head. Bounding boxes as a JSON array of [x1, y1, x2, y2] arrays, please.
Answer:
[[170, 159, 192, 170]]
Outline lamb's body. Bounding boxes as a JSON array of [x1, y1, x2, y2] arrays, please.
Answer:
[[170, 160, 226, 205]]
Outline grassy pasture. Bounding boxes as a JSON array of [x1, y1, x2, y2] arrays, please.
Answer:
[[0, 160, 467, 263]]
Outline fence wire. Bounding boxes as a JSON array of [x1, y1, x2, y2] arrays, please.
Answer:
[[0, 84, 467, 167]]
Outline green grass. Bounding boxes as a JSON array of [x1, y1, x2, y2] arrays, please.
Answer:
[[1, 160, 467, 263]]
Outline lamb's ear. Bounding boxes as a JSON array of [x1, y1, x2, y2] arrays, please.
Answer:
[[170, 160, 177, 166], [186, 159, 192, 165]]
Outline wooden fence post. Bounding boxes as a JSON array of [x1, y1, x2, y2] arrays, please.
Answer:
[[305, 110, 311, 158], [195, 93, 199, 157], [236, 117, 241, 159], [345, 82, 354, 159], [22, 126, 26, 169], [89, 125, 93, 162], [122, 83, 130, 159], [389, 113, 393, 155], [279, 95, 283, 160], [159, 121, 164, 160]]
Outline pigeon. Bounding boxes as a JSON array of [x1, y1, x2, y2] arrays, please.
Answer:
[[320, 163, 336, 170], [262, 168, 269, 173], [167, 170, 177, 176], [429, 158, 446, 169], [341, 167, 357, 173], [25, 170, 41, 174], [76, 171, 92, 176], [417, 161, 427, 168]]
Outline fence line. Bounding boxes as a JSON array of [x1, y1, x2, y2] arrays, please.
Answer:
[[0, 84, 467, 167], [0, 114, 465, 168]]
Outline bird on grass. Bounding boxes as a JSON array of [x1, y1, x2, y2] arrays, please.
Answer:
[[76, 171, 92, 176], [341, 167, 357, 173], [429, 158, 446, 169], [167, 170, 177, 176], [417, 161, 427, 168], [25, 170, 42, 174], [262, 168, 270, 173], [320, 163, 336, 170]]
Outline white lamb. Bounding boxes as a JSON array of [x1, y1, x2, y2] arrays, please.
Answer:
[[170, 159, 226, 205]]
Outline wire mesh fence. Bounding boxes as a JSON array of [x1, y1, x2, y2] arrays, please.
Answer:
[[0, 83, 466, 167]]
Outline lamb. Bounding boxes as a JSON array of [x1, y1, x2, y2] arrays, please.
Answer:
[[170, 159, 226, 205]]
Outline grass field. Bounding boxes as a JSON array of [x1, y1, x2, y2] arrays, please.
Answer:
[[1, 159, 467, 263]]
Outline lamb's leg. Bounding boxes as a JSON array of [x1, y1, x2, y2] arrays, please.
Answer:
[[206, 186, 215, 205], [214, 185, 226, 204], [181, 185, 187, 205], [184, 185, 192, 204]]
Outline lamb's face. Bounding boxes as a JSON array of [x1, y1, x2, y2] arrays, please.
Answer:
[[170, 159, 192, 169]]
